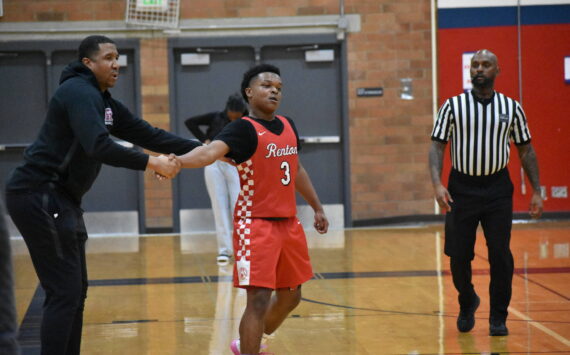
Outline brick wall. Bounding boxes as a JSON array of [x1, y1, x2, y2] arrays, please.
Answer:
[[1, 0, 435, 226], [139, 38, 173, 229], [344, 0, 434, 220], [1, 0, 125, 21]]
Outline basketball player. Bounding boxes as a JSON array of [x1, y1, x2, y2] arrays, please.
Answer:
[[174, 64, 329, 354], [184, 93, 247, 265]]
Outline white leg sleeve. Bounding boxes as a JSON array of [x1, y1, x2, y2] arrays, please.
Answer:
[[204, 161, 233, 256]]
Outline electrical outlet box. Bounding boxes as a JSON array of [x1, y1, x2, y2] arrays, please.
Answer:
[[551, 186, 568, 198]]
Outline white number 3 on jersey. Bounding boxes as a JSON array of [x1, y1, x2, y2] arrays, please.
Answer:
[[280, 161, 291, 185]]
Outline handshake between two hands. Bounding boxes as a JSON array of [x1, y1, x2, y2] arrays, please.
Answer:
[[150, 153, 181, 181], [149, 151, 235, 181]]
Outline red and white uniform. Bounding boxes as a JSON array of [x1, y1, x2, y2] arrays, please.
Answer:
[[233, 116, 312, 288]]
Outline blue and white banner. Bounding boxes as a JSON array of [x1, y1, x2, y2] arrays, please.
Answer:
[[463, 52, 475, 91], [438, 1, 570, 28], [439, 0, 570, 8]]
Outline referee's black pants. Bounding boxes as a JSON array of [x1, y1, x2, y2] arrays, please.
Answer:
[[444, 168, 514, 323], [5, 186, 88, 355]]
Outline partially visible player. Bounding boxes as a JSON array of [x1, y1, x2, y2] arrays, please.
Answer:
[[174, 64, 328, 354], [184, 93, 247, 265]]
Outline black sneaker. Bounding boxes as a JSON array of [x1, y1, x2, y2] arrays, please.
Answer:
[[457, 294, 480, 332], [489, 320, 509, 336]]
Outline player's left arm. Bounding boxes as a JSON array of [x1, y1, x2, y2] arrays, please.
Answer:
[[516, 142, 543, 219], [295, 162, 329, 234]]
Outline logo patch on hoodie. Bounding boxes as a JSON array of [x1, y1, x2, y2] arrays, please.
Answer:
[[104, 108, 113, 126]]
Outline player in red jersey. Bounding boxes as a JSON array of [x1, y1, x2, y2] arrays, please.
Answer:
[[175, 64, 329, 354]]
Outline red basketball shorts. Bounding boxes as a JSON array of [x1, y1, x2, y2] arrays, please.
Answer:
[[233, 216, 313, 289]]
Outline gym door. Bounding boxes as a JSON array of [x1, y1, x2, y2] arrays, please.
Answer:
[[172, 47, 255, 233]]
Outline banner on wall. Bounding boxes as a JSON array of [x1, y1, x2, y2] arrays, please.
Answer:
[[462, 52, 475, 91]]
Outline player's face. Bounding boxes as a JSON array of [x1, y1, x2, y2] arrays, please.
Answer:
[[246, 72, 282, 114], [470, 52, 499, 88], [83, 42, 120, 92]]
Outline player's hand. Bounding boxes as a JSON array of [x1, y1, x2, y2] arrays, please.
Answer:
[[168, 153, 181, 165], [314, 210, 329, 234], [434, 184, 453, 212], [154, 170, 167, 181], [148, 154, 181, 179], [155, 154, 182, 180], [529, 191, 543, 219]]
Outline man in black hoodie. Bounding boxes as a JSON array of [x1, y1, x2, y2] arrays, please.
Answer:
[[4, 35, 200, 355]]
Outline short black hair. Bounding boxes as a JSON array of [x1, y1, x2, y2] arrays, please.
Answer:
[[78, 35, 116, 61], [240, 64, 280, 102], [225, 92, 247, 113]]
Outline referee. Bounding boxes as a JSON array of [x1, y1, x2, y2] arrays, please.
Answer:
[[428, 49, 543, 336]]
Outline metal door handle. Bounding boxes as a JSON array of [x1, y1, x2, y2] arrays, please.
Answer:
[[300, 136, 340, 143], [0, 143, 29, 151]]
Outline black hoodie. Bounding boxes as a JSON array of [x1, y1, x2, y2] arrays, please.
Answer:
[[6, 60, 199, 204]]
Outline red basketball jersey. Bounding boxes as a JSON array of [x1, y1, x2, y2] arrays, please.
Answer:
[[235, 116, 298, 218]]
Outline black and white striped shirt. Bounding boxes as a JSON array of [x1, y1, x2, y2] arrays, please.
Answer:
[[431, 91, 531, 176]]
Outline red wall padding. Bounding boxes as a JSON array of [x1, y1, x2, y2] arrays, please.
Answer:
[[437, 24, 570, 212]]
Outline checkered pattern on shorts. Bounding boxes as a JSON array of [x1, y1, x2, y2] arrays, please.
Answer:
[[235, 160, 254, 260]]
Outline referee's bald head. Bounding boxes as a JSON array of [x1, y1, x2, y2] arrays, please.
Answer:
[[472, 49, 498, 65], [470, 49, 500, 89]]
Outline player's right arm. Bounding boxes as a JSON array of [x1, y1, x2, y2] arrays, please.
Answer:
[[176, 140, 230, 168]]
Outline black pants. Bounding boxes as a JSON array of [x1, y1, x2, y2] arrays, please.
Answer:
[[444, 168, 514, 322], [0, 198, 20, 355], [5, 187, 88, 355]]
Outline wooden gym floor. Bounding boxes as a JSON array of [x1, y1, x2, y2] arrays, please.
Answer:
[[11, 220, 570, 354]]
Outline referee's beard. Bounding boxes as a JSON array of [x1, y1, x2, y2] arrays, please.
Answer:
[[472, 76, 494, 90]]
